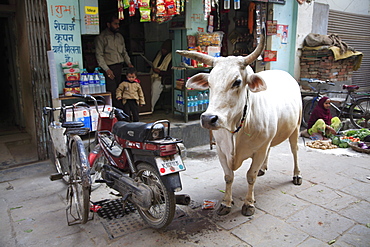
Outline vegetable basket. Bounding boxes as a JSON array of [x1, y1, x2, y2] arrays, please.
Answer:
[[348, 142, 370, 154]]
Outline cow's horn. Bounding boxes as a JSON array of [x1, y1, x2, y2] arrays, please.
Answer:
[[244, 25, 266, 65], [176, 50, 215, 66]]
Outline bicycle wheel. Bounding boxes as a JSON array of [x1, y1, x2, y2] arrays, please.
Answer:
[[66, 135, 91, 225], [302, 99, 317, 128], [349, 97, 370, 129], [135, 163, 176, 229]]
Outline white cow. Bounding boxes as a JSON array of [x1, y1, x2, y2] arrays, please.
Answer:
[[177, 32, 302, 216]]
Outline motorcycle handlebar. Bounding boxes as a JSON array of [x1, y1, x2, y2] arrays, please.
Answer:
[[114, 108, 130, 121]]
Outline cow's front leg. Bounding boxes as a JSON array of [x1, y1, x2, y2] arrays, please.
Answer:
[[242, 153, 266, 216], [216, 150, 234, 216], [217, 172, 234, 215]]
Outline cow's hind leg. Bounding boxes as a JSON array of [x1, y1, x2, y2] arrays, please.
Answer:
[[289, 127, 302, 185], [257, 148, 270, 177]]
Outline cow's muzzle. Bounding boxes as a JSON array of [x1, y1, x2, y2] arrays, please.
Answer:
[[201, 114, 219, 129]]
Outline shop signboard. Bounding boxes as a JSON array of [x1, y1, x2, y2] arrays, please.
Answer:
[[79, 0, 99, 35], [46, 0, 83, 95]]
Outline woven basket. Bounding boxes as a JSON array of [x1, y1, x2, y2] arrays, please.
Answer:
[[348, 142, 370, 154]]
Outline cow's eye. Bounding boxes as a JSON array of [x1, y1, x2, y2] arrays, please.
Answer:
[[232, 79, 242, 88]]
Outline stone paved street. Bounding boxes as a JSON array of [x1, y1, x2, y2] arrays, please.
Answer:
[[1, 138, 369, 247]]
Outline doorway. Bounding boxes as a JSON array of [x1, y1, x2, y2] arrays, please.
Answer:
[[0, 16, 38, 168], [0, 17, 23, 134]]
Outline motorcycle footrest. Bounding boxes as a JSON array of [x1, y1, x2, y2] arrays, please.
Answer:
[[50, 173, 63, 181]]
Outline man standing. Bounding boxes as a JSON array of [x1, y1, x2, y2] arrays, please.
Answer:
[[95, 15, 133, 109]]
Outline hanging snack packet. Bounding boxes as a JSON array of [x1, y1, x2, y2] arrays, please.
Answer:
[[123, 0, 130, 9], [165, 0, 176, 16], [140, 8, 151, 22], [156, 0, 166, 16], [138, 0, 150, 8], [129, 0, 136, 16], [118, 0, 124, 20]]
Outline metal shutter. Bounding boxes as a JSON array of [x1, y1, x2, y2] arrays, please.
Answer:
[[25, 0, 51, 160], [328, 10, 370, 92]]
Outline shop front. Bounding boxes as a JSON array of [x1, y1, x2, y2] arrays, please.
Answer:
[[47, 0, 295, 119]]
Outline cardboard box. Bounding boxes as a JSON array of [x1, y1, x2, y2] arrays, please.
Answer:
[[66, 105, 113, 131]]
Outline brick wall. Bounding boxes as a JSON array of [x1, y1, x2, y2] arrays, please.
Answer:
[[300, 48, 356, 82]]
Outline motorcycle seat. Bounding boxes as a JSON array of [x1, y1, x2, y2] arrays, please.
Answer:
[[112, 121, 157, 142]]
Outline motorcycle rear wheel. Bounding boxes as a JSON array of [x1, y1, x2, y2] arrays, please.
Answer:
[[135, 163, 176, 229]]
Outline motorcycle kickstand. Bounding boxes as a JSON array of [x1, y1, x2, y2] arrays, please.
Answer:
[[121, 192, 132, 211]]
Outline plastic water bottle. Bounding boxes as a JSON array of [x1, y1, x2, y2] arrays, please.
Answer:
[[203, 91, 209, 109], [88, 73, 95, 94], [99, 72, 106, 93], [193, 95, 198, 112], [80, 69, 89, 94], [198, 92, 204, 112], [187, 96, 192, 113], [234, 0, 240, 9], [93, 68, 101, 94], [180, 94, 184, 112], [176, 94, 180, 110], [224, 0, 230, 9]]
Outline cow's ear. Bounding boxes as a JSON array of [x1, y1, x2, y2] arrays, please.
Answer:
[[186, 73, 210, 90], [247, 74, 267, 92]]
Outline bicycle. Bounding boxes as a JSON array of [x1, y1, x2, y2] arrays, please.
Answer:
[[43, 102, 93, 225], [300, 78, 370, 129]]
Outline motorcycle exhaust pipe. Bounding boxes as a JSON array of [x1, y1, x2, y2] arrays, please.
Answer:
[[175, 194, 191, 205]]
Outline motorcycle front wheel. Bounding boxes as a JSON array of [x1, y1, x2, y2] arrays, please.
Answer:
[[90, 150, 106, 191], [135, 163, 176, 229]]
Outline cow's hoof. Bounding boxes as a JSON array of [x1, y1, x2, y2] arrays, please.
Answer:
[[293, 175, 302, 185], [217, 204, 231, 216], [241, 204, 255, 216], [257, 169, 265, 176]]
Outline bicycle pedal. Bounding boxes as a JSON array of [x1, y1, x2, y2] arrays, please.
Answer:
[[50, 173, 63, 181]]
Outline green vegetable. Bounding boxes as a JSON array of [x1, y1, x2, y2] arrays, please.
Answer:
[[331, 136, 341, 145], [345, 128, 370, 141], [339, 142, 349, 148]]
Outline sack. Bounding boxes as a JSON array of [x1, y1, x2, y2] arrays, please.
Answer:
[[304, 33, 333, 47]]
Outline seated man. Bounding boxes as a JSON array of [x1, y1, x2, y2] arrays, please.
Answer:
[[150, 39, 172, 112]]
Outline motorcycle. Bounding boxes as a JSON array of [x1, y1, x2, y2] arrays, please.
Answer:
[[75, 94, 189, 229]]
